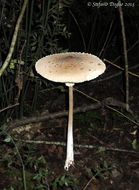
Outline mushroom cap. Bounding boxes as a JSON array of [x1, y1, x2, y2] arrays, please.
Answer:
[[35, 52, 106, 84]]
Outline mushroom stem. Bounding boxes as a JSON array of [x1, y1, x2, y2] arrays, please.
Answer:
[[64, 83, 74, 170]]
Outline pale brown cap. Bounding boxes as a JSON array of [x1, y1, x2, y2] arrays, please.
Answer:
[[35, 52, 106, 84]]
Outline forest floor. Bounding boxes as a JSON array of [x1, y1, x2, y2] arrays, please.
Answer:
[[0, 56, 139, 190]]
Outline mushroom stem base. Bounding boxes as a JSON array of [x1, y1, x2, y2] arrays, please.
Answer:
[[64, 158, 74, 171]]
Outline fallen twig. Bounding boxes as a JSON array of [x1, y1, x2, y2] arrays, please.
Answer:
[[8, 102, 101, 129], [6, 95, 139, 130], [15, 139, 139, 154]]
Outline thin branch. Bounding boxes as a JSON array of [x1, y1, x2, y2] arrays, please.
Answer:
[[0, 103, 19, 113], [99, 21, 113, 57], [14, 40, 26, 103], [74, 88, 139, 126], [118, 2, 129, 111], [113, 39, 139, 63], [90, 63, 139, 83], [69, 9, 86, 51], [0, 0, 29, 77], [82, 176, 94, 190], [104, 59, 139, 78]]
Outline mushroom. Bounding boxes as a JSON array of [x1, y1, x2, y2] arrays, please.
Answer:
[[35, 52, 106, 171]]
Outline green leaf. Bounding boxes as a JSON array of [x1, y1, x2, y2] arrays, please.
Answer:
[[104, 161, 108, 168], [18, 60, 25, 65], [132, 139, 137, 150], [4, 136, 11, 142], [9, 62, 15, 69], [96, 146, 106, 153], [57, 85, 66, 92]]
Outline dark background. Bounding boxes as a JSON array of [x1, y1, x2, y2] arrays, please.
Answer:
[[0, 0, 139, 189]]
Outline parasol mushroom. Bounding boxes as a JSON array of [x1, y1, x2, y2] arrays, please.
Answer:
[[35, 52, 106, 171]]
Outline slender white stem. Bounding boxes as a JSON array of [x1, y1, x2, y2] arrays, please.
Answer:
[[64, 83, 74, 170]]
